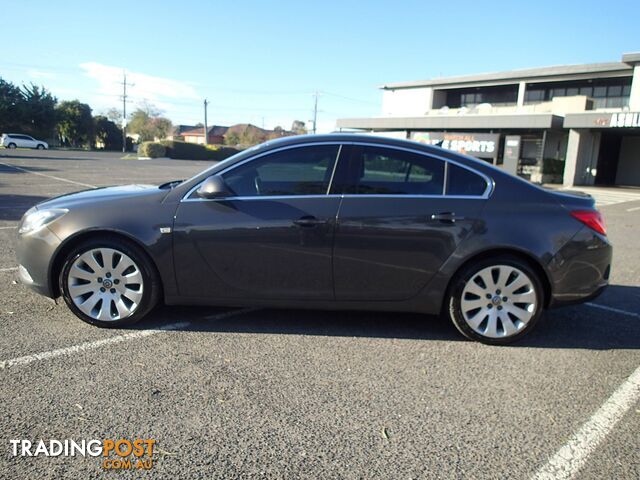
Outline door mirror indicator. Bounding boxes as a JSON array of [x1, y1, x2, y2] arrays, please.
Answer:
[[196, 175, 233, 199]]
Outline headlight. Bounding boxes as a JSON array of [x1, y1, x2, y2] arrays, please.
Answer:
[[18, 208, 68, 234]]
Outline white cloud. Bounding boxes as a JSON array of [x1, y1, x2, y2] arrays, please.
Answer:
[[79, 62, 199, 114], [27, 69, 55, 80]]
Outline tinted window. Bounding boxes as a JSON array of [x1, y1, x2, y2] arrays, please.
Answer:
[[222, 145, 339, 196], [447, 163, 487, 196], [346, 146, 444, 195]]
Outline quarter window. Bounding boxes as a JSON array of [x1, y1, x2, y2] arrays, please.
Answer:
[[346, 146, 445, 195], [446, 163, 487, 196], [221, 145, 339, 196]]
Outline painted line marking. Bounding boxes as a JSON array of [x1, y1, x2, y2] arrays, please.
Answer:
[[627, 206, 640, 212], [531, 364, 640, 480], [0, 162, 96, 188], [0, 225, 16, 229], [0, 308, 257, 370], [0, 267, 18, 272], [585, 302, 640, 319]]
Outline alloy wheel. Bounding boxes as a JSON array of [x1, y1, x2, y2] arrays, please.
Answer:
[[66, 248, 144, 321], [460, 265, 537, 339]]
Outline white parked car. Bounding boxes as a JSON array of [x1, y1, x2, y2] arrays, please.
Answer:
[[1, 133, 48, 149]]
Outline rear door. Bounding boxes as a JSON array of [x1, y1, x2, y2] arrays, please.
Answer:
[[173, 143, 344, 301], [332, 144, 489, 301]]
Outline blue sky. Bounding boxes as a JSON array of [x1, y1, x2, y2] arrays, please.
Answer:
[[1, 0, 639, 132]]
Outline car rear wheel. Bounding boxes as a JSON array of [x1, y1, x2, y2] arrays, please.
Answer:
[[447, 256, 543, 345], [8, 143, 16, 149], [59, 237, 160, 327]]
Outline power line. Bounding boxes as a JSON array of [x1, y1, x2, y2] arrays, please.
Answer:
[[321, 91, 380, 106]]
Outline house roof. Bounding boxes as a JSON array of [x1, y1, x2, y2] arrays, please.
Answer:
[[181, 125, 229, 136], [172, 124, 198, 135]]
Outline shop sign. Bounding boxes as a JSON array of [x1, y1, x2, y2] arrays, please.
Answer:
[[411, 132, 499, 159]]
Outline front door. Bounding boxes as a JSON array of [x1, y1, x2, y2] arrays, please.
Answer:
[[173, 144, 343, 300]]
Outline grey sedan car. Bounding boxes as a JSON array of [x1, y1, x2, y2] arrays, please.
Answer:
[[16, 134, 612, 344]]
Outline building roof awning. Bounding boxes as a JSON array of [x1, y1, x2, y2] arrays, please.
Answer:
[[336, 114, 564, 131], [564, 112, 640, 129], [381, 62, 632, 90]]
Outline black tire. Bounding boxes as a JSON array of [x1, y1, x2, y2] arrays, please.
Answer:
[[8, 143, 16, 149], [36, 144, 45, 150], [59, 236, 161, 327], [446, 255, 544, 345]]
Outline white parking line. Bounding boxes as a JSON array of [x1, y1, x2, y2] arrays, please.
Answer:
[[627, 206, 640, 212], [0, 267, 18, 272], [0, 308, 257, 370], [532, 364, 640, 480], [585, 302, 640, 319], [0, 225, 17, 229], [0, 161, 96, 188]]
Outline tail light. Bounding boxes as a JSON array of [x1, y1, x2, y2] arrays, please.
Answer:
[[570, 210, 607, 236]]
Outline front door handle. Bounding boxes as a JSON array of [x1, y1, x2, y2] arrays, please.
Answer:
[[431, 212, 458, 223], [293, 216, 327, 227]]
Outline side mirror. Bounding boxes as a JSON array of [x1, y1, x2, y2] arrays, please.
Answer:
[[196, 175, 233, 199]]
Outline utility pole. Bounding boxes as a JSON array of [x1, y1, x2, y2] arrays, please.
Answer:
[[203, 99, 209, 145], [312, 91, 319, 134], [120, 72, 133, 153]]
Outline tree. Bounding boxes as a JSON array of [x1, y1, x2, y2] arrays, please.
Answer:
[[291, 120, 307, 134], [224, 131, 240, 146], [56, 100, 93, 147], [105, 108, 123, 126], [127, 102, 172, 142], [20, 84, 57, 139], [224, 124, 267, 146], [94, 115, 122, 150], [0, 78, 24, 133]]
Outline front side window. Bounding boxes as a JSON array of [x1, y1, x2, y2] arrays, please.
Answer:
[[221, 144, 339, 196], [346, 146, 445, 195]]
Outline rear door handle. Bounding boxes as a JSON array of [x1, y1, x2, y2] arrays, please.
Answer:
[[293, 216, 327, 227], [431, 212, 458, 223]]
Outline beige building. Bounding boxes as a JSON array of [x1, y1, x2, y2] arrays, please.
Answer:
[[338, 52, 640, 187]]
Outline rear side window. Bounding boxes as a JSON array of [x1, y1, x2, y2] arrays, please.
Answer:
[[346, 146, 445, 195], [446, 163, 488, 196]]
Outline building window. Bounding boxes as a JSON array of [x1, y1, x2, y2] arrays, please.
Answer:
[[525, 89, 545, 102], [579, 86, 593, 97], [524, 78, 632, 107], [445, 85, 518, 108]]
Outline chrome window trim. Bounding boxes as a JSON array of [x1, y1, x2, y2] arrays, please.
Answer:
[[325, 144, 342, 195], [182, 142, 344, 202], [181, 140, 493, 202], [351, 142, 493, 199], [442, 161, 449, 196]]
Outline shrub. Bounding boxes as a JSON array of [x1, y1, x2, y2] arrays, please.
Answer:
[[160, 140, 240, 161], [138, 141, 166, 158]]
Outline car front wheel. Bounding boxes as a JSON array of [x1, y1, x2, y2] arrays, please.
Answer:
[[37, 144, 45, 150], [8, 143, 16, 149], [447, 256, 544, 345], [59, 237, 160, 327]]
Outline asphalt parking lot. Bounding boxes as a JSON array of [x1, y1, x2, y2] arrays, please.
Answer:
[[0, 148, 639, 479]]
